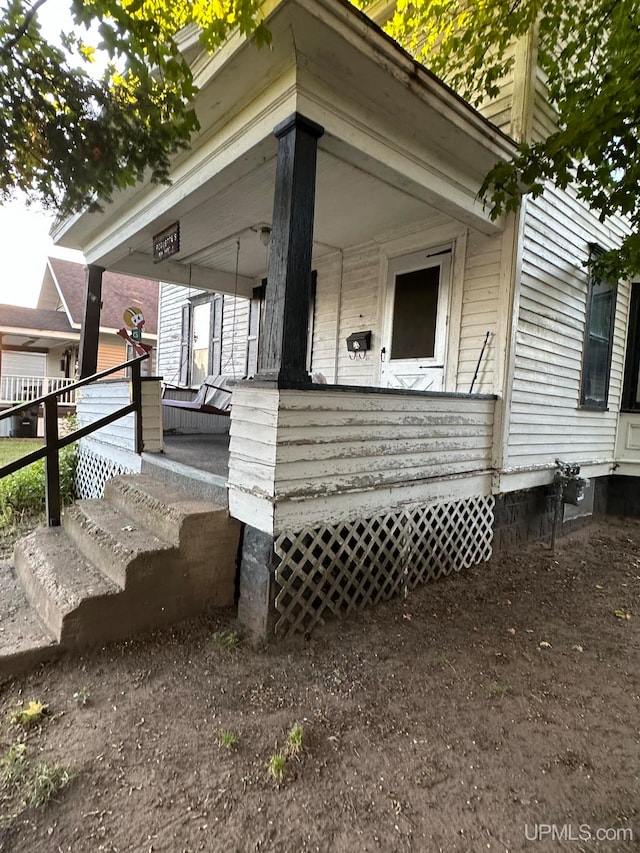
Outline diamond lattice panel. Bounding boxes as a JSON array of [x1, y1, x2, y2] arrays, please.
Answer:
[[274, 495, 494, 636], [75, 446, 134, 499]]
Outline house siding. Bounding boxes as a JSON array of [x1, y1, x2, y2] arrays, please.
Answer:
[[456, 230, 504, 395], [476, 42, 516, 135], [97, 338, 127, 376], [505, 186, 630, 473], [157, 284, 251, 384], [1, 351, 46, 377], [157, 283, 201, 385], [220, 295, 250, 378], [309, 251, 343, 382], [335, 242, 381, 386], [228, 385, 496, 535]]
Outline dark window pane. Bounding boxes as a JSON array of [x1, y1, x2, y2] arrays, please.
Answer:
[[581, 273, 616, 409], [390, 266, 440, 360]]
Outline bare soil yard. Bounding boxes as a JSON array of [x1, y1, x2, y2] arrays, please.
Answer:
[[0, 519, 638, 852]]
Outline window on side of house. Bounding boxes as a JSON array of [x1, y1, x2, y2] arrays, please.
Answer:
[[621, 282, 640, 411], [580, 246, 617, 410]]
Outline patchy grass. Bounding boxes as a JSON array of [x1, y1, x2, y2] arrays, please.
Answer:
[[217, 729, 239, 750], [489, 682, 512, 697], [212, 630, 241, 651], [267, 753, 286, 785], [73, 688, 91, 707], [24, 763, 75, 808], [286, 723, 304, 757], [0, 438, 43, 468], [0, 742, 27, 788]]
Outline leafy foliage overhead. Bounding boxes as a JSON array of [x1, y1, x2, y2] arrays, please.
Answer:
[[383, 0, 640, 278], [0, 0, 267, 216]]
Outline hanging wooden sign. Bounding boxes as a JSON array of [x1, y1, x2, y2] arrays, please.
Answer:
[[153, 222, 180, 262]]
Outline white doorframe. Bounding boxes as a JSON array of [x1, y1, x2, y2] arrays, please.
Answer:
[[379, 245, 452, 391]]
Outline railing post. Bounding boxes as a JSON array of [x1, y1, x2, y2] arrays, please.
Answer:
[[131, 358, 143, 454], [44, 396, 61, 527]]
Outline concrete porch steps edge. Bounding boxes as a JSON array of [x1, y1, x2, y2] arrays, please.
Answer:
[[0, 560, 59, 679]]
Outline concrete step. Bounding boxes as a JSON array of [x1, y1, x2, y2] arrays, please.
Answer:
[[62, 500, 177, 588], [3, 474, 241, 674], [141, 452, 228, 506], [0, 559, 59, 679], [13, 529, 121, 648], [104, 474, 226, 552]]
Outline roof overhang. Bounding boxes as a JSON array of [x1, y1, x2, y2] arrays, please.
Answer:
[[52, 0, 516, 292]]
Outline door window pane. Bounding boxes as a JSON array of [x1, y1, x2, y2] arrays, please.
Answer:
[[390, 266, 440, 360]]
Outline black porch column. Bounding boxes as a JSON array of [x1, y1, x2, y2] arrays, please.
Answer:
[[78, 264, 104, 379], [259, 112, 324, 383]]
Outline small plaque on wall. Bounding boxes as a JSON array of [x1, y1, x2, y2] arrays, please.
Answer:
[[153, 222, 180, 262]]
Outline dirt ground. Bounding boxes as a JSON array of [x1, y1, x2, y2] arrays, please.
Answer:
[[0, 519, 638, 852]]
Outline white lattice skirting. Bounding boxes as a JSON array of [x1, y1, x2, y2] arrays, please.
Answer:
[[75, 445, 136, 499], [274, 495, 495, 636]]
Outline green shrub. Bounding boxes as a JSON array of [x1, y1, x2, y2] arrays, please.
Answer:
[[0, 439, 78, 521]]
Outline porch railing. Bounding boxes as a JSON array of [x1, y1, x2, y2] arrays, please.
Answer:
[[0, 354, 148, 527], [0, 375, 76, 406]]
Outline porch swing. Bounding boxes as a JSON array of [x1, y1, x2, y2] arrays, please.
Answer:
[[162, 237, 250, 419], [161, 373, 234, 417]]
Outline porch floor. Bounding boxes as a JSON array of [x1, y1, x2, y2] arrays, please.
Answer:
[[161, 433, 230, 477], [141, 432, 230, 506]]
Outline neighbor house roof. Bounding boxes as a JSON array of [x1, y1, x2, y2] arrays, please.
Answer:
[[47, 258, 159, 334], [0, 304, 73, 336]]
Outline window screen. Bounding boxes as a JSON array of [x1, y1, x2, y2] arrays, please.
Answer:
[[390, 266, 440, 360]]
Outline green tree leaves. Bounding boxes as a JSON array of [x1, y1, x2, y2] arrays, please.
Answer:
[[385, 0, 640, 279], [0, 0, 265, 215]]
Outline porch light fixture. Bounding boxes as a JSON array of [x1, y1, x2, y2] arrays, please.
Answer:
[[259, 226, 272, 247]]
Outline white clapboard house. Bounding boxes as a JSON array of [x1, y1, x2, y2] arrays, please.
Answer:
[[51, 0, 638, 638]]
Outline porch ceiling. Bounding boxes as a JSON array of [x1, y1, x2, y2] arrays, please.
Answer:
[[104, 142, 443, 293], [0, 331, 78, 350]]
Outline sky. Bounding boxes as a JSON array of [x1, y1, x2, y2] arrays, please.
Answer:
[[0, 200, 84, 308], [0, 0, 92, 309]]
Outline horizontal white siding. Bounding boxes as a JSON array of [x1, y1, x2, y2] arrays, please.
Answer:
[[336, 243, 381, 386], [162, 385, 230, 435], [457, 231, 503, 394], [2, 351, 46, 377], [506, 185, 630, 473], [77, 379, 136, 452], [475, 42, 516, 135], [157, 284, 250, 384], [228, 386, 495, 534], [220, 295, 250, 378], [156, 283, 203, 384], [310, 251, 342, 382], [531, 66, 556, 141]]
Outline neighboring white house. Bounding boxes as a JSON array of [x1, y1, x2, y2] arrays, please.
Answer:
[[0, 259, 159, 435], [52, 0, 638, 638]]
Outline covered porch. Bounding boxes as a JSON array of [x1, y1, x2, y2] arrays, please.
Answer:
[[56, 0, 515, 638]]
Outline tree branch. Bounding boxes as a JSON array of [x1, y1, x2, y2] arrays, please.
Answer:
[[2, 0, 50, 54]]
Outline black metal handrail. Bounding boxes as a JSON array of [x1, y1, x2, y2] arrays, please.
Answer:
[[0, 353, 149, 527]]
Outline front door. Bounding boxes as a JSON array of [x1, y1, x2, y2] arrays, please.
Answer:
[[380, 248, 451, 391]]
